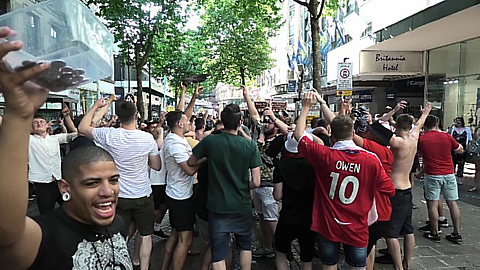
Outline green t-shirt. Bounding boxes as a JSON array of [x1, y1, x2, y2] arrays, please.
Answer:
[[192, 132, 262, 214]]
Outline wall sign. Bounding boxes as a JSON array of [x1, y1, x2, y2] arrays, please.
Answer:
[[359, 51, 422, 74]]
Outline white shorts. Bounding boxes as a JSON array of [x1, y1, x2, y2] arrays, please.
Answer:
[[252, 186, 279, 221]]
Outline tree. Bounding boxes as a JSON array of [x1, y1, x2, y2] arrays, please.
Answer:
[[83, 0, 184, 121], [150, 29, 206, 102], [198, 0, 282, 86], [292, 0, 342, 92]]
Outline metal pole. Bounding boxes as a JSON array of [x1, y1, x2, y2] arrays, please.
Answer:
[[148, 62, 152, 120]]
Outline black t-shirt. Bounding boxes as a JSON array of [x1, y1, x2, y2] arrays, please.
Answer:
[[70, 135, 96, 151], [30, 208, 132, 270], [273, 156, 315, 226]]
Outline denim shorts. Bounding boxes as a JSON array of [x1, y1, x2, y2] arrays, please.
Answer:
[[317, 234, 367, 268], [424, 174, 459, 201], [209, 210, 252, 263]]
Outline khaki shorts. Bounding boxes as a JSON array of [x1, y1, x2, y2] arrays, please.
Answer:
[[252, 186, 279, 221], [116, 195, 155, 236]]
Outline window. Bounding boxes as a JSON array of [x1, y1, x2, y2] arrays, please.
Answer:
[[289, 8, 295, 19], [360, 22, 372, 39], [50, 27, 57, 39], [29, 15, 35, 27], [289, 37, 294, 47]]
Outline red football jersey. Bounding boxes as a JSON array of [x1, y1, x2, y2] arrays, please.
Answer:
[[362, 139, 394, 222], [298, 137, 395, 248], [418, 130, 460, 175]]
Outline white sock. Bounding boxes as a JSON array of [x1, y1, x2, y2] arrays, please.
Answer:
[[154, 222, 162, 231], [439, 216, 446, 221]]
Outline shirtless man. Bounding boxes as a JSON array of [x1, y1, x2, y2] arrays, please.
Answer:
[[386, 102, 432, 270]]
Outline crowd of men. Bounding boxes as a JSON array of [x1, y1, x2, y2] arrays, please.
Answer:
[[0, 26, 469, 270]]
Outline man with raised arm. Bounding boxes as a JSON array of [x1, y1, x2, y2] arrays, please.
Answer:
[[79, 98, 161, 270], [384, 102, 432, 270], [29, 99, 77, 215], [295, 92, 394, 270], [0, 27, 133, 270]]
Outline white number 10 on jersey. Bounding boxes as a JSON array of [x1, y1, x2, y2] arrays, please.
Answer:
[[329, 172, 359, 204]]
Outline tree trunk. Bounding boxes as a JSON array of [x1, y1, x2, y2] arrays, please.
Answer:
[[311, 8, 322, 93], [136, 64, 146, 122], [240, 67, 246, 86]]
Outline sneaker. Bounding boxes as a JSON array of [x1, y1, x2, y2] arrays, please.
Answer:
[[426, 219, 449, 228], [153, 229, 169, 238], [375, 254, 394, 264], [423, 233, 441, 243], [446, 233, 463, 244], [378, 248, 389, 255], [419, 224, 442, 234], [252, 248, 275, 258]]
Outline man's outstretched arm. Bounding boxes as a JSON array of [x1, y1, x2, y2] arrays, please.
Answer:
[[242, 85, 260, 124], [0, 27, 49, 268], [78, 97, 109, 140]]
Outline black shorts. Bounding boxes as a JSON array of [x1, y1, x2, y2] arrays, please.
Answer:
[[152, 185, 166, 209], [166, 195, 196, 232], [367, 221, 389, 255], [116, 195, 155, 236], [386, 189, 413, 238], [274, 217, 315, 262]]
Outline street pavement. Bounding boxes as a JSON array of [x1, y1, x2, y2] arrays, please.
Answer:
[[27, 172, 480, 269]]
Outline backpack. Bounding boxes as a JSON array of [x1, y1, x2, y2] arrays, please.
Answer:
[[466, 139, 480, 162]]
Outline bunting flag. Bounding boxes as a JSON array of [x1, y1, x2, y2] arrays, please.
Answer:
[[296, 40, 307, 64], [287, 53, 295, 70]]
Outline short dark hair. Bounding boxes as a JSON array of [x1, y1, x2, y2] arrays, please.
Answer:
[[424, 115, 439, 130], [215, 120, 224, 128], [33, 115, 45, 120], [455, 116, 465, 127], [317, 118, 329, 129], [195, 118, 205, 131], [221, 104, 241, 130], [165, 110, 184, 130], [117, 101, 136, 124], [62, 146, 115, 182], [396, 114, 413, 131], [330, 115, 354, 141], [311, 117, 321, 128], [190, 115, 197, 123]]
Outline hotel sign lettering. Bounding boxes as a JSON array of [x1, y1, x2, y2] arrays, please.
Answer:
[[359, 51, 422, 74]]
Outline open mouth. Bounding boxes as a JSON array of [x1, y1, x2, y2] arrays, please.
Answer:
[[93, 201, 115, 218]]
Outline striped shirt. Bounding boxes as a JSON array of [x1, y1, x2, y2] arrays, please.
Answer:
[[93, 128, 159, 198]]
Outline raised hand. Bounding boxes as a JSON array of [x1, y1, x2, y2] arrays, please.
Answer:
[[181, 82, 187, 93], [62, 104, 70, 116], [338, 96, 352, 115], [421, 102, 432, 114], [194, 84, 203, 98], [94, 97, 109, 109], [263, 107, 274, 119], [241, 85, 248, 97], [302, 92, 317, 108], [395, 100, 408, 112], [0, 27, 50, 119]]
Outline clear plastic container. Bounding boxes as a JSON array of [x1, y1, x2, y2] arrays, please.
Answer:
[[0, 0, 114, 91]]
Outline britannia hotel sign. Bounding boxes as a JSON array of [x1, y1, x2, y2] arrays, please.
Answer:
[[359, 51, 423, 74]]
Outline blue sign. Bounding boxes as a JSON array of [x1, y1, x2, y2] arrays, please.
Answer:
[[288, 80, 297, 93]]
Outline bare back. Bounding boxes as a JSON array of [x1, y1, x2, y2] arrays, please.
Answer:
[[390, 133, 418, 190]]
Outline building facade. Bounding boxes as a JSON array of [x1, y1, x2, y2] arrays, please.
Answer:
[[326, 0, 480, 128]]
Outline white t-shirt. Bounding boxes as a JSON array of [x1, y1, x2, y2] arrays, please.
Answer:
[[93, 128, 159, 199], [28, 134, 68, 183], [163, 133, 194, 200], [150, 148, 167, 186]]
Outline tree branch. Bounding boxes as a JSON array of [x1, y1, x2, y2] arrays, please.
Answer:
[[293, 0, 310, 9], [316, 0, 326, 20]]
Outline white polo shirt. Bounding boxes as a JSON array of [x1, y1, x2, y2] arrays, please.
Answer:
[[28, 134, 68, 183], [93, 128, 159, 199], [163, 133, 194, 200]]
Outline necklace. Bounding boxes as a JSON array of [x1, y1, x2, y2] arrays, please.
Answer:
[[90, 228, 117, 270]]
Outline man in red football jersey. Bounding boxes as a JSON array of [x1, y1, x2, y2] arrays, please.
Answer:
[[294, 92, 395, 269]]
